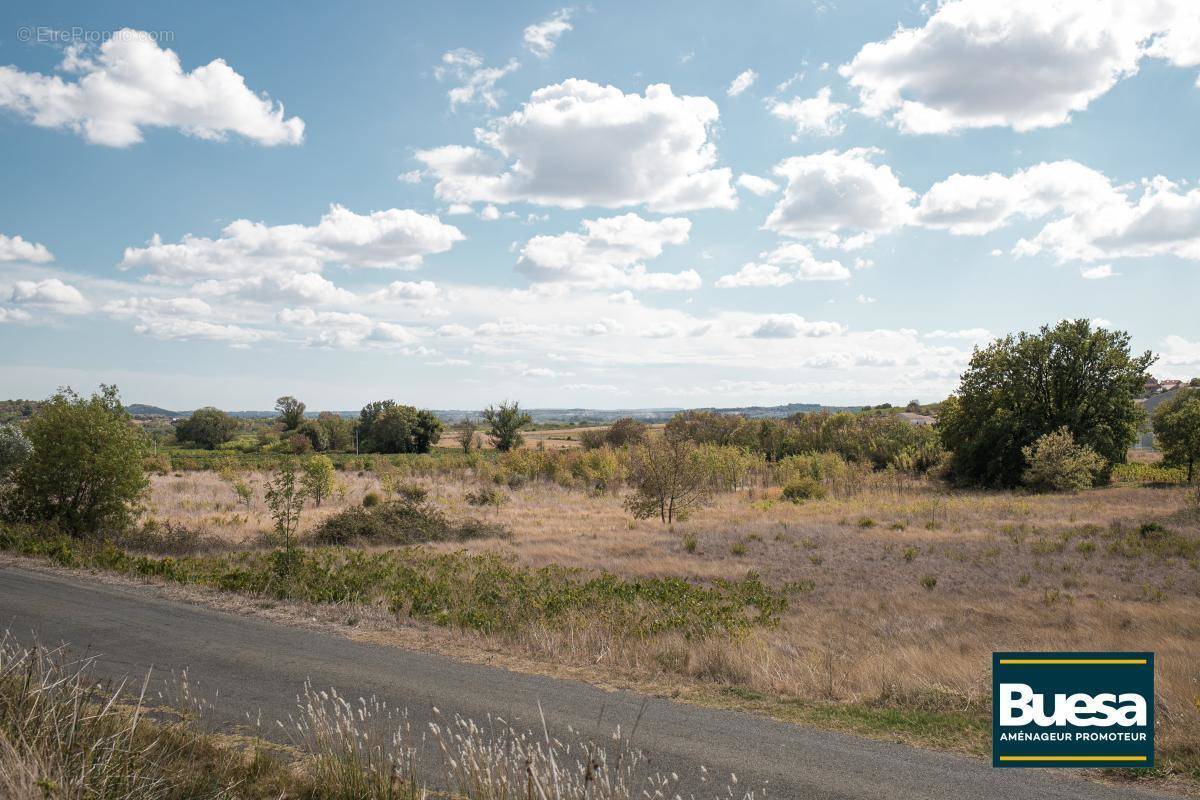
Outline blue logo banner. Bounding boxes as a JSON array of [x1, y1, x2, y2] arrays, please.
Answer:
[[992, 652, 1154, 768]]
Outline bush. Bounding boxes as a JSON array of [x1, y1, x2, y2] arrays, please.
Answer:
[[393, 482, 429, 504], [362, 491, 381, 507], [465, 486, 507, 507], [781, 476, 826, 503], [8, 385, 147, 535], [174, 407, 238, 449], [1020, 428, 1105, 493], [0, 423, 32, 480], [308, 500, 506, 546]]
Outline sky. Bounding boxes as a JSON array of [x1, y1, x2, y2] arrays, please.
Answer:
[[1, 0, 1198, 411]]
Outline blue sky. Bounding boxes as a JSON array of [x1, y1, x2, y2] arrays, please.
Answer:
[[1, 1, 1198, 410]]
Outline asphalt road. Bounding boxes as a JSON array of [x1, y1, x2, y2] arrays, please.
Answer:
[[0, 565, 1169, 799]]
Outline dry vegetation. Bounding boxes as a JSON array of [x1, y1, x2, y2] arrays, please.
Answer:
[[131, 462, 1200, 785]]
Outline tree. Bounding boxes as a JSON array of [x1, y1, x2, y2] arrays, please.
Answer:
[[275, 396, 306, 431], [1020, 428, 1105, 492], [939, 320, 1154, 487], [301, 454, 336, 507], [265, 457, 305, 552], [624, 430, 710, 524], [455, 417, 478, 453], [358, 401, 442, 453], [317, 411, 355, 451], [295, 419, 331, 452], [482, 401, 532, 452], [174, 407, 238, 449], [11, 385, 147, 535], [1154, 388, 1200, 483], [605, 417, 647, 448], [0, 423, 32, 481], [664, 410, 744, 447]]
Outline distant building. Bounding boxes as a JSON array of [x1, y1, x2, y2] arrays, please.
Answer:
[[1159, 379, 1183, 392]]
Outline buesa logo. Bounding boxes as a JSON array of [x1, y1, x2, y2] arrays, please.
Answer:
[[993, 652, 1154, 768]]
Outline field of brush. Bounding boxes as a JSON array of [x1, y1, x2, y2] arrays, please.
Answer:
[[5, 447, 1198, 786]]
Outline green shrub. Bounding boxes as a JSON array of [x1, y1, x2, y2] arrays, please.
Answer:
[[361, 491, 381, 507], [781, 476, 826, 503], [465, 486, 507, 507], [393, 482, 429, 504], [920, 574, 938, 590], [1020, 428, 1105, 493], [309, 500, 506, 546]]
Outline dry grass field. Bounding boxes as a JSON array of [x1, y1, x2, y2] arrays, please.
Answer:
[[142, 465, 1200, 779]]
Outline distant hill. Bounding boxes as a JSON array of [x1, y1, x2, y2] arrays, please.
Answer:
[[115, 402, 862, 426], [125, 404, 182, 418]]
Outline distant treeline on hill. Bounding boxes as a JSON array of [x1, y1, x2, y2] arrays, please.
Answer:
[[118, 402, 864, 425]]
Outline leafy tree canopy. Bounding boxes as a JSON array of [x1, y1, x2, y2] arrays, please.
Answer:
[[1153, 387, 1200, 483], [939, 319, 1154, 488], [174, 406, 238, 449]]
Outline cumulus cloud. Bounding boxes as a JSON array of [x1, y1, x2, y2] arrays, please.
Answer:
[[916, 160, 1200, 264], [1160, 334, 1200, 368], [524, 9, 574, 58], [736, 174, 780, 197], [0, 30, 303, 146], [0, 234, 53, 263], [433, 48, 519, 110], [121, 204, 463, 282], [9, 278, 88, 314], [769, 86, 847, 137], [133, 317, 266, 346], [1080, 264, 1116, 279], [0, 307, 32, 323], [518, 213, 700, 290], [923, 328, 992, 340], [765, 148, 915, 240], [840, 0, 1200, 134], [104, 296, 213, 318], [741, 314, 844, 338], [716, 242, 849, 287], [276, 307, 419, 350], [415, 80, 737, 212], [727, 69, 758, 97]]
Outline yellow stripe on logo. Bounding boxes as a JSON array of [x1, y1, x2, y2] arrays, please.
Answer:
[[999, 755, 1147, 762], [997, 659, 1147, 665]]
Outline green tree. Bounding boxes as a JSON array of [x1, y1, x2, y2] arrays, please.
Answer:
[[413, 409, 443, 453], [1020, 428, 1105, 492], [275, 396, 306, 431], [358, 401, 441, 453], [0, 423, 32, 480], [605, 417, 648, 448], [301, 454, 336, 507], [295, 419, 331, 452], [265, 457, 305, 552], [455, 417, 478, 453], [939, 320, 1154, 487], [482, 401, 532, 452], [174, 406, 238, 449], [11, 385, 148, 535], [624, 430, 710, 524], [1153, 388, 1200, 482], [316, 411, 355, 451]]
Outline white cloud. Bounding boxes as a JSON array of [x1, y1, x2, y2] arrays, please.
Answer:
[[741, 314, 845, 338], [433, 48, 519, 110], [415, 80, 737, 212], [840, 0, 1200, 134], [716, 242, 849, 287], [765, 148, 915, 240], [518, 213, 701, 290], [366, 280, 441, 303], [736, 173, 780, 196], [1080, 264, 1116, 279], [0, 30, 303, 147], [0, 307, 32, 323], [1160, 335, 1200, 368], [121, 204, 463, 281], [0, 234, 53, 263], [9, 278, 88, 314], [276, 307, 419, 350], [397, 170, 423, 184], [923, 328, 992, 340], [856, 294, 876, 304], [727, 69, 758, 97], [769, 86, 848, 137], [524, 9, 574, 58], [562, 382, 625, 393], [133, 317, 266, 346], [917, 161, 1200, 264], [105, 296, 213, 318]]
